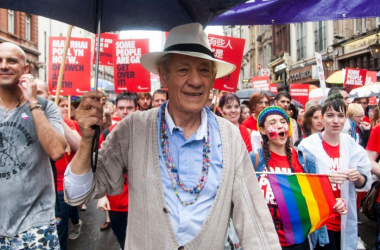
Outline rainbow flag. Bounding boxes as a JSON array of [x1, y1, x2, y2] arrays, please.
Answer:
[[267, 173, 338, 245]]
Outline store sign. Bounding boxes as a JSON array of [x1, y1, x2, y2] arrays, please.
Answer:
[[275, 63, 286, 72], [290, 69, 312, 82], [343, 32, 380, 54]]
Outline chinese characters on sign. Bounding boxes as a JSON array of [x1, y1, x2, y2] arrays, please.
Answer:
[[208, 34, 245, 92]]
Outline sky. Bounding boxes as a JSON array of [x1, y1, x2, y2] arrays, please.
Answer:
[[119, 25, 224, 52]]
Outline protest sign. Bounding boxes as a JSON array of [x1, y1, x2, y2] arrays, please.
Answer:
[[48, 37, 91, 96], [269, 84, 278, 94], [93, 33, 119, 66], [113, 39, 150, 93], [251, 76, 270, 90], [344, 67, 367, 92], [208, 34, 245, 92], [289, 84, 309, 107], [365, 71, 377, 85], [315, 52, 326, 92]]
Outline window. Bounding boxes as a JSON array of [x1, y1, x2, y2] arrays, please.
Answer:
[[8, 10, 14, 34], [297, 23, 306, 60], [25, 15, 31, 40], [353, 19, 360, 34], [315, 21, 326, 52], [362, 18, 366, 32], [377, 17, 380, 26]]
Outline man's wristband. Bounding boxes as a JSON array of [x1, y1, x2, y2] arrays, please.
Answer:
[[30, 104, 42, 111]]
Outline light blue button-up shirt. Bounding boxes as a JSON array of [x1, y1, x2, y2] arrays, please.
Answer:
[[158, 101, 223, 246]]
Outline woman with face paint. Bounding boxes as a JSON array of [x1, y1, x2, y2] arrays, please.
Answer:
[[298, 94, 372, 250], [250, 106, 347, 250], [219, 93, 252, 152]]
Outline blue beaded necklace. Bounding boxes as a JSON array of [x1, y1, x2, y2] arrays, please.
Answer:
[[160, 104, 211, 206]]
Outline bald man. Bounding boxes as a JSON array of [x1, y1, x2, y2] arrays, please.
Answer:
[[0, 42, 66, 249]]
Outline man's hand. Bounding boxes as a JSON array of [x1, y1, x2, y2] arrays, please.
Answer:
[[18, 74, 37, 104], [345, 169, 362, 182], [97, 196, 111, 211], [75, 91, 104, 142], [328, 171, 349, 184]]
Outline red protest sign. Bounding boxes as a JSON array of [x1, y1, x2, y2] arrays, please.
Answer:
[[289, 84, 309, 107], [113, 39, 150, 93], [344, 68, 367, 92], [269, 84, 278, 94], [251, 76, 270, 90], [208, 34, 245, 92], [366, 71, 377, 85], [93, 33, 119, 66], [48, 37, 91, 96]]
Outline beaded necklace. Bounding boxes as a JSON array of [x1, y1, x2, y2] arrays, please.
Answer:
[[160, 104, 211, 206]]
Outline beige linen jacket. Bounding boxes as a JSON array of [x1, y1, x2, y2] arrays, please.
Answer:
[[66, 108, 280, 250]]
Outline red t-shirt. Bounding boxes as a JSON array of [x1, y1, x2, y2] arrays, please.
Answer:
[[258, 148, 304, 246], [366, 123, 380, 203], [99, 122, 129, 212], [322, 140, 341, 231], [239, 124, 252, 152], [242, 116, 258, 131]]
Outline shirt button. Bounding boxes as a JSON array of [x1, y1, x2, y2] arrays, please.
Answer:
[[178, 247, 184, 250], [163, 207, 168, 214]]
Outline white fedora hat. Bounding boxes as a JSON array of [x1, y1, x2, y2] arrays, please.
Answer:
[[140, 23, 236, 79]]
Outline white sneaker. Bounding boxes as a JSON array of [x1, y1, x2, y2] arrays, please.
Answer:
[[69, 220, 82, 240]]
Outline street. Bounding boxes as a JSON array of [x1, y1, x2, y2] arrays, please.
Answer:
[[67, 201, 377, 250], [67, 201, 119, 250]]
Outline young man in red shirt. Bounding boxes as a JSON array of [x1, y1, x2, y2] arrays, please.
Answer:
[[97, 92, 138, 250]]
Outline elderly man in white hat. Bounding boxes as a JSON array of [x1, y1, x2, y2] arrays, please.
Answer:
[[64, 23, 280, 250]]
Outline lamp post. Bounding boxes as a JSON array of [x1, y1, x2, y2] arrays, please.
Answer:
[[369, 25, 380, 59]]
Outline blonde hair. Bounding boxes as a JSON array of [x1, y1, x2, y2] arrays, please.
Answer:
[[347, 103, 364, 118]]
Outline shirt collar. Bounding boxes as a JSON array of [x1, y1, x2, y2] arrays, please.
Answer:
[[165, 100, 208, 140]]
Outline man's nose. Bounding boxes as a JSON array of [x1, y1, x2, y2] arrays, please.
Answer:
[[0, 60, 8, 69], [187, 69, 202, 86]]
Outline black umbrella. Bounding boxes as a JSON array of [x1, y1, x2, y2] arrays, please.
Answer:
[[0, 0, 246, 33], [1, 0, 247, 172]]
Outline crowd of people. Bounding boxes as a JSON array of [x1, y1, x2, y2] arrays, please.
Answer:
[[1, 22, 380, 250]]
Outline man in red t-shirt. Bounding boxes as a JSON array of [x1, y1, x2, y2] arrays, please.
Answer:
[[97, 92, 138, 250], [366, 123, 380, 249]]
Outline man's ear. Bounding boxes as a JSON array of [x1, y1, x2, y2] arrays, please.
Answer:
[[24, 64, 29, 74], [274, 100, 278, 106], [259, 126, 267, 136], [158, 67, 168, 88]]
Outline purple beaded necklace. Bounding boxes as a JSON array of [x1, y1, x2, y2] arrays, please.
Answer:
[[160, 104, 211, 206]]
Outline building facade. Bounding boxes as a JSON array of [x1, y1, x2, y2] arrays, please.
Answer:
[[224, 17, 380, 91], [0, 8, 40, 77]]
